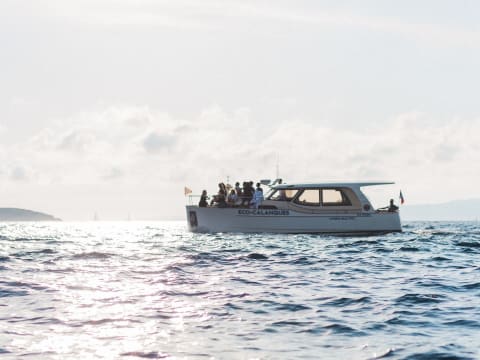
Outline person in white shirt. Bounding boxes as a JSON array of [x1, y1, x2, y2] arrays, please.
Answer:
[[251, 183, 264, 209]]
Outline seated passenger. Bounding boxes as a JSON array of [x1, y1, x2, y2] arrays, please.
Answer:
[[210, 183, 227, 207], [235, 182, 242, 196], [388, 199, 399, 212], [241, 181, 253, 207], [227, 189, 238, 206], [198, 190, 209, 207]]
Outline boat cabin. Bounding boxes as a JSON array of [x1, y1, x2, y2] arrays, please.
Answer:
[[261, 182, 392, 214]]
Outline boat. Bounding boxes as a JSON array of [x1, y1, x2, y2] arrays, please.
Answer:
[[185, 181, 402, 234]]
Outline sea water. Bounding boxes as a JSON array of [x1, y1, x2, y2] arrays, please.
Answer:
[[0, 221, 479, 359]]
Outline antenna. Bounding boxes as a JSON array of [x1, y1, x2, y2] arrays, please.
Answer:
[[276, 153, 280, 179]]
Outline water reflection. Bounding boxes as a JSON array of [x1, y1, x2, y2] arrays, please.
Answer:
[[0, 221, 479, 359]]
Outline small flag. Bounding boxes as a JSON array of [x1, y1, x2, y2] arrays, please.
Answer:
[[184, 186, 192, 196], [399, 190, 405, 205]]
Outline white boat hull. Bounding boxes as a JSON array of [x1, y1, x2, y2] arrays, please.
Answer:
[[186, 206, 401, 234]]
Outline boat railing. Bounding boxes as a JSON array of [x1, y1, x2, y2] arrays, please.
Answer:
[[187, 195, 254, 206], [187, 195, 201, 205]]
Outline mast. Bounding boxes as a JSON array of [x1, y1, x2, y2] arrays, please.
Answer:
[[276, 153, 280, 180]]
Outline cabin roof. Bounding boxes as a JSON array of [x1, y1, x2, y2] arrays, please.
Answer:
[[272, 182, 394, 189]]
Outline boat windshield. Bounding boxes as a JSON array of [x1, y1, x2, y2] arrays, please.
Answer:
[[322, 188, 352, 206], [292, 188, 353, 207], [267, 189, 299, 201]]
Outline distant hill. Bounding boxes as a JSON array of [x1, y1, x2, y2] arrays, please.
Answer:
[[0, 208, 61, 221], [401, 199, 480, 221]]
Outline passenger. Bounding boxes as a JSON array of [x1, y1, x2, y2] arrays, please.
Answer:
[[247, 181, 255, 205], [210, 183, 227, 207], [251, 183, 264, 209], [235, 182, 242, 197], [198, 190, 209, 207], [241, 181, 252, 207], [388, 199, 399, 212], [234, 182, 242, 205], [220, 182, 227, 195], [227, 189, 238, 206]]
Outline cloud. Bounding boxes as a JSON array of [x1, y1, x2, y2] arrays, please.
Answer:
[[433, 144, 458, 162], [16, 0, 480, 48], [57, 130, 96, 152], [235, 4, 480, 48], [102, 167, 124, 180], [142, 132, 176, 153], [1, 104, 480, 219], [10, 166, 28, 181]]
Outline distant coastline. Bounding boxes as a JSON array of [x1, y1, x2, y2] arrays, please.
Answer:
[[0, 208, 61, 221], [401, 199, 480, 221]]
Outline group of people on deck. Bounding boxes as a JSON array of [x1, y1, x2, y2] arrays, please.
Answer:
[[198, 181, 264, 208]]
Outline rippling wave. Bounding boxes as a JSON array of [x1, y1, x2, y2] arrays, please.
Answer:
[[0, 221, 479, 359]]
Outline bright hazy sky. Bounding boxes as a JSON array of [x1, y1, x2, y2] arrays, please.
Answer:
[[1, 0, 480, 220]]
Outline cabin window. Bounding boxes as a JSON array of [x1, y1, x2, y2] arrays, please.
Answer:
[[268, 189, 299, 201], [294, 189, 320, 206], [322, 189, 352, 206]]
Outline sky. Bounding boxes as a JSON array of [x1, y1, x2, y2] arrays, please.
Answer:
[[1, 0, 480, 220]]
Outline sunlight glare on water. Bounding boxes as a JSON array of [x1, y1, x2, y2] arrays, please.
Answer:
[[1, 221, 480, 359]]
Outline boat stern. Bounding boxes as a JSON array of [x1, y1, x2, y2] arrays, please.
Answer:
[[186, 206, 200, 232]]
